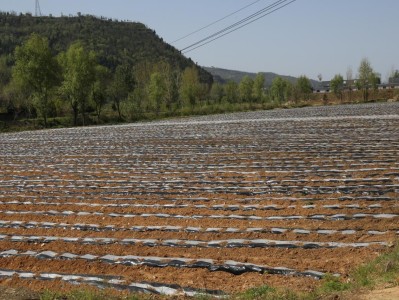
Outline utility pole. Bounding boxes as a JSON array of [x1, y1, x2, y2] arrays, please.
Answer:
[[35, 0, 42, 17]]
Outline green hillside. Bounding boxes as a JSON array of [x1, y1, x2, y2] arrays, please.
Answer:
[[0, 12, 212, 83], [204, 66, 319, 88]]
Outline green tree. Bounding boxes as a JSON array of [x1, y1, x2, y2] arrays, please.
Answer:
[[91, 65, 111, 122], [109, 63, 134, 120], [224, 80, 239, 103], [270, 76, 289, 104], [296, 75, 312, 101], [12, 33, 60, 127], [148, 71, 165, 115], [0, 55, 11, 90], [209, 82, 224, 104], [59, 42, 97, 126], [390, 69, 399, 81], [238, 75, 254, 102], [252, 73, 265, 102], [330, 74, 344, 102], [0, 55, 12, 112], [357, 58, 374, 102], [179, 66, 201, 108], [3, 79, 33, 120], [158, 62, 180, 111]]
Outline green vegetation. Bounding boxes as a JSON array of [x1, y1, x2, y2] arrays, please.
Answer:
[[0, 13, 395, 133], [40, 288, 144, 300], [330, 74, 344, 102]]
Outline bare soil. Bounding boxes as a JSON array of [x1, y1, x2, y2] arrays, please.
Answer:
[[0, 103, 398, 296]]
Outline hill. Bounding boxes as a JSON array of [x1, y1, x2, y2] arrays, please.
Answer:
[[204, 66, 319, 88], [0, 12, 212, 83]]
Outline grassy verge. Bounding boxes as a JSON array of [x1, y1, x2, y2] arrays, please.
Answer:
[[39, 288, 148, 300], [232, 242, 399, 300]]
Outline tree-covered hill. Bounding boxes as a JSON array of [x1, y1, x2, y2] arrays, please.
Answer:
[[204, 66, 320, 88], [0, 12, 212, 83]]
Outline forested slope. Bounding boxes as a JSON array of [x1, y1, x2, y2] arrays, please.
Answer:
[[0, 12, 212, 83]]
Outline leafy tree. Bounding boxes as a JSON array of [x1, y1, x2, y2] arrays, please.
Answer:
[[59, 42, 97, 126], [0, 55, 11, 90], [346, 66, 354, 102], [238, 75, 253, 102], [148, 71, 165, 115], [390, 69, 399, 80], [158, 62, 180, 111], [252, 73, 265, 102], [224, 80, 239, 103], [91, 65, 111, 122], [179, 66, 201, 107], [3, 79, 33, 120], [12, 33, 60, 126], [296, 75, 312, 101], [109, 63, 134, 120], [0, 55, 12, 112], [357, 58, 374, 101], [330, 74, 344, 102], [270, 76, 290, 104], [209, 82, 224, 104]]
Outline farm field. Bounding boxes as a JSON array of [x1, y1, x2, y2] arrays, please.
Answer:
[[0, 102, 398, 297]]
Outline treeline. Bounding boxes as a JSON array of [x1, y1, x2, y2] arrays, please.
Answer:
[[2, 33, 394, 130], [0, 33, 322, 128], [0, 12, 396, 130]]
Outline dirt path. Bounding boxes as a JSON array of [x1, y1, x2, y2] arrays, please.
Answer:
[[361, 286, 399, 300]]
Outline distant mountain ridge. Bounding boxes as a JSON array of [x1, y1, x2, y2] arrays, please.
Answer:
[[203, 67, 320, 88]]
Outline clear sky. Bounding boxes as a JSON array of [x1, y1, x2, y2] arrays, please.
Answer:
[[1, 0, 398, 81]]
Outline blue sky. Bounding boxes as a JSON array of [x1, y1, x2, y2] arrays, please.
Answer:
[[1, 0, 398, 81]]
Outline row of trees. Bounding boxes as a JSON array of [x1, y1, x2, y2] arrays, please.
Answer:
[[0, 33, 207, 126], [329, 58, 382, 102], [6, 34, 392, 128], [0, 33, 318, 127]]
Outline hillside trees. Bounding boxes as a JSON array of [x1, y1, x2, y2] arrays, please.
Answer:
[[12, 33, 61, 127], [59, 42, 97, 126]]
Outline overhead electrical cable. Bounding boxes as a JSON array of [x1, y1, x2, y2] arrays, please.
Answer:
[[172, 0, 265, 44], [181, 0, 296, 54], [181, 0, 289, 52]]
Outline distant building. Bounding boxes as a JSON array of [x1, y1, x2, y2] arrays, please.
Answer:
[[314, 81, 331, 93]]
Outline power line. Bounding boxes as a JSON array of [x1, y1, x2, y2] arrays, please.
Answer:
[[172, 0, 265, 44], [35, 0, 42, 17], [182, 0, 296, 54], [181, 0, 289, 52]]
